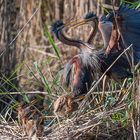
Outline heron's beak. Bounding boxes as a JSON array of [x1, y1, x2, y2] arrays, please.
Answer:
[[64, 18, 81, 28], [71, 19, 87, 29], [63, 16, 97, 30], [70, 17, 97, 29], [64, 17, 93, 28]]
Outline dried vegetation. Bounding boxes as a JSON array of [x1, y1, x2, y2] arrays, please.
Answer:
[[0, 0, 140, 140]]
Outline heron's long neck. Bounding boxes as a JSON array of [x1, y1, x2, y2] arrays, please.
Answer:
[[98, 22, 113, 48], [58, 30, 82, 49], [87, 20, 98, 44], [102, 29, 112, 48]]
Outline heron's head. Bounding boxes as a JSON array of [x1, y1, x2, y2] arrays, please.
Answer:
[[52, 20, 65, 38], [98, 15, 113, 35], [98, 14, 112, 26]]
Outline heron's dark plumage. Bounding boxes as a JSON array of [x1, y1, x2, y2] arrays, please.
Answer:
[[97, 50, 132, 81], [52, 20, 64, 32], [51, 20, 64, 38]]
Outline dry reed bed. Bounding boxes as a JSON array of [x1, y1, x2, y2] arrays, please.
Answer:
[[0, 73, 138, 140], [46, 75, 139, 139]]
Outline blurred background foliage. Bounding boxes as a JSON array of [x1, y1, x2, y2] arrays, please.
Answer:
[[0, 0, 140, 139]]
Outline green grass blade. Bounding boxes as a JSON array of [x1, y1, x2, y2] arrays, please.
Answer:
[[44, 24, 61, 59], [34, 62, 52, 94]]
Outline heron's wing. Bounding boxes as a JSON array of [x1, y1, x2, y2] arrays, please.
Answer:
[[63, 55, 80, 87], [63, 60, 73, 87], [118, 5, 140, 62], [108, 5, 140, 62], [110, 66, 133, 82]]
